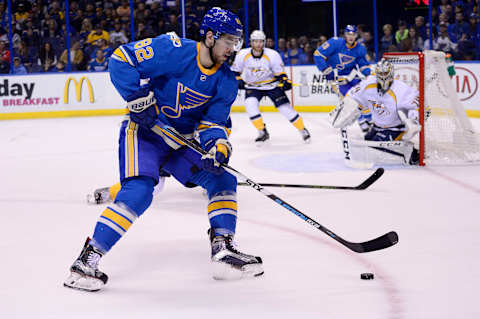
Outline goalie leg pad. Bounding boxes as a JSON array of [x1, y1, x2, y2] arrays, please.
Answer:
[[347, 138, 416, 166]]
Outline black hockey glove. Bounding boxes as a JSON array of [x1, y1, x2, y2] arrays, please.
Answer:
[[234, 71, 246, 90], [126, 85, 157, 129], [276, 73, 292, 91]]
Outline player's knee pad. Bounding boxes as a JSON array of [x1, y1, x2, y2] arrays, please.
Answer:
[[205, 171, 237, 199], [114, 176, 155, 217], [190, 170, 236, 200]]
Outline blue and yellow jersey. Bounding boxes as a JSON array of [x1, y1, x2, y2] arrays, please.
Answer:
[[88, 57, 109, 72], [313, 37, 371, 77], [109, 33, 237, 146]]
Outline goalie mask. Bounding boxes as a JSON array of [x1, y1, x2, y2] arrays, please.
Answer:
[[375, 59, 394, 94]]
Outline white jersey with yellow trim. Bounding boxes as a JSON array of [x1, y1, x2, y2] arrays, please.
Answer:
[[231, 47, 285, 90], [346, 75, 418, 128]]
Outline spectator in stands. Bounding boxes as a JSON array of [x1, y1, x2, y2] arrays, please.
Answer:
[[357, 24, 367, 40], [88, 49, 108, 72], [43, 18, 60, 39], [404, 27, 424, 51], [438, 13, 450, 32], [38, 42, 57, 72], [13, 57, 27, 75], [87, 24, 110, 45], [135, 21, 155, 40], [117, 1, 131, 23], [0, 3, 6, 30], [318, 35, 327, 47], [415, 16, 427, 40], [0, 39, 9, 73], [79, 19, 93, 43], [51, 60, 65, 72], [298, 42, 314, 64], [110, 22, 129, 47], [286, 37, 303, 65], [85, 4, 97, 25], [71, 9, 85, 33], [438, 0, 450, 15], [449, 10, 469, 42], [14, 3, 29, 25], [60, 41, 85, 71], [395, 20, 409, 45], [360, 31, 375, 60], [165, 13, 180, 34], [457, 12, 478, 59], [154, 19, 167, 36], [436, 22, 458, 54], [91, 38, 113, 60], [22, 27, 41, 49], [380, 24, 395, 56], [424, 25, 437, 50], [266, 38, 274, 49]]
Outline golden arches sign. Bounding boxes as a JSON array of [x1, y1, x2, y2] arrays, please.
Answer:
[[64, 77, 94, 103]]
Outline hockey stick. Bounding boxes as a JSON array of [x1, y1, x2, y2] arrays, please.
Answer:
[[154, 122, 398, 253], [237, 167, 384, 190]]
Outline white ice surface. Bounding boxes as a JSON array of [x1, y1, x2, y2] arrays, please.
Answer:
[[1, 113, 480, 319]]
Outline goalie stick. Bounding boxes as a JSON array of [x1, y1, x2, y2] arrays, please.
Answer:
[[237, 168, 384, 190], [153, 122, 398, 253]]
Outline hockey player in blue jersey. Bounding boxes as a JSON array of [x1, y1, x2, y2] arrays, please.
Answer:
[[64, 8, 264, 292], [314, 25, 372, 132]]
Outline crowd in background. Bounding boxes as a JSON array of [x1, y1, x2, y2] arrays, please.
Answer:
[[0, 0, 479, 74]]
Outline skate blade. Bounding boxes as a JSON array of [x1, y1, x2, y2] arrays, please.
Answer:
[[86, 193, 112, 205], [63, 272, 105, 292], [255, 140, 270, 147], [212, 262, 264, 280]]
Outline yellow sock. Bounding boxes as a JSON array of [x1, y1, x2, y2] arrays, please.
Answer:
[[292, 116, 305, 131], [251, 117, 265, 131], [109, 182, 122, 201]]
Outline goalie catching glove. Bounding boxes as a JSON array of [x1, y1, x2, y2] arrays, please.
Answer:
[[127, 86, 157, 129], [329, 96, 361, 128], [201, 138, 232, 175]]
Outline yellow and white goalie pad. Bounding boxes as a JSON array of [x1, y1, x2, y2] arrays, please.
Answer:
[[341, 129, 416, 168]]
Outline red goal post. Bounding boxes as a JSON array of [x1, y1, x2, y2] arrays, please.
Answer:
[[383, 51, 480, 166]]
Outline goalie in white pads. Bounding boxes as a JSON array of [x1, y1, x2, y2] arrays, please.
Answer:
[[231, 30, 311, 144], [330, 59, 421, 166]]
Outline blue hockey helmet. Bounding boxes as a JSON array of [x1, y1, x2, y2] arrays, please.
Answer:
[[200, 7, 243, 50], [344, 25, 357, 34]]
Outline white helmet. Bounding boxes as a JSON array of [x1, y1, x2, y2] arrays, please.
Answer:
[[250, 30, 266, 42], [375, 58, 394, 94]]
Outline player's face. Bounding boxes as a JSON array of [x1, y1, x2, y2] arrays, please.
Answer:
[[345, 32, 357, 45], [214, 34, 241, 64], [251, 39, 264, 51]]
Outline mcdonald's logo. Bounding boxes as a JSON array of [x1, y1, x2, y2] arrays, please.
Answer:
[[64, 77, 94, 103]]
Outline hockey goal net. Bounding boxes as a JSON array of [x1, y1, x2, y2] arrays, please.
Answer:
[[383, 51, 480, 165]]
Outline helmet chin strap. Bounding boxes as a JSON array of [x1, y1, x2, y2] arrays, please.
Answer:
[[203, 39, 217, 68]]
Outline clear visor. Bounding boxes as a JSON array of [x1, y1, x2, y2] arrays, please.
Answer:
[[218, 36, 243, 52]]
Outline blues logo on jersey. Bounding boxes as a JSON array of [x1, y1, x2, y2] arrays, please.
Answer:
[[161, 83, 212, 118]]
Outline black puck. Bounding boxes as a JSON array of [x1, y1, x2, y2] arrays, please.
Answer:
[[360, 273, 374, 280]]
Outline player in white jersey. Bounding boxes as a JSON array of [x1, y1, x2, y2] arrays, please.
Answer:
[[330, 59, 421, 165], [231, 30, 311, 144]]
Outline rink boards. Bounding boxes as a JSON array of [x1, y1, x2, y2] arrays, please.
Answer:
[[1, 63, 479, 120]]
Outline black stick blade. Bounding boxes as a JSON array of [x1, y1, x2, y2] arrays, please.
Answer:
[[356, 167, 385, 190], [347, 231, 399, 253]]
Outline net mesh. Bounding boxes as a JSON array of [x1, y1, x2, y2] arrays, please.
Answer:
[[384, 51, 480, 164]]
